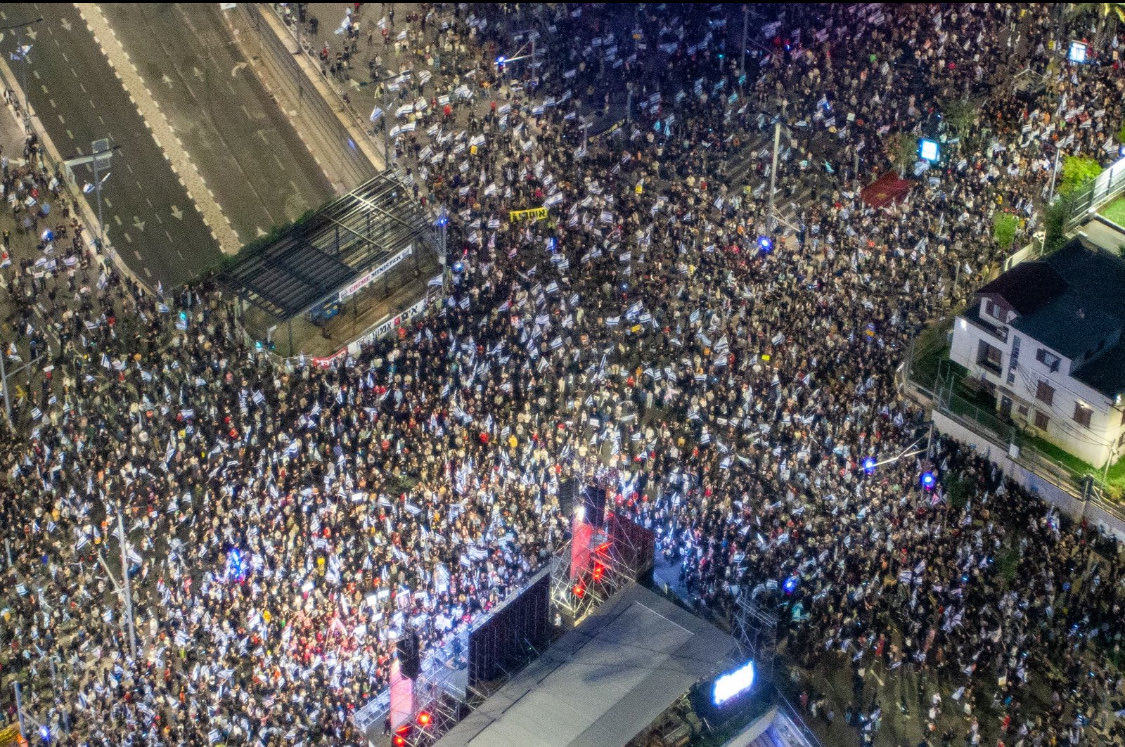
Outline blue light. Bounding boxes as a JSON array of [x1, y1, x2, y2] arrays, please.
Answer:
[[227, 548, 247, 582], [40, 725, 50, 742], [862, 457, 876, 475], [712, 660, 755, 706], [452, 260, 464, 274], [783, 576, 799, 594], [757, 236, 773, 253], [921, 471, 936, 490], [436, 215, 448, 227]]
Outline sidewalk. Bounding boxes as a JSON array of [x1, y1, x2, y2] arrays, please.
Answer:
[[226, 4, 380, 192]]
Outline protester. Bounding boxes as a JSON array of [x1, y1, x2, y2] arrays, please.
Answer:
[[1, 4, 1124, 745]]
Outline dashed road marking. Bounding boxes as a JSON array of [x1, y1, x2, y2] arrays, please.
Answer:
[[113, 215, 122, 226], [78, 4, 239, 254]]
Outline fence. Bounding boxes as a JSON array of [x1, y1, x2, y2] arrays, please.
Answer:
[[1065, 155, 1125, 234], [902, 339, 1125, 531]]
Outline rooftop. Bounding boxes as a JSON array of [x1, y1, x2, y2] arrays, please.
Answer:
[[977, 240, 1125, 399], [436, 584, 742, 747]]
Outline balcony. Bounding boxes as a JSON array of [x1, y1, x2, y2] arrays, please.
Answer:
[[963, 309, 1009, 343]]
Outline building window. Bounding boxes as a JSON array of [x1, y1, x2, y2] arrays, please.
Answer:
[[1035, 380, 1055, 406], [1036, 348, 1061, 372], [1073, 403, 1093, 429], [1034, 410, 1049, 430], [977, 340, 1003, 374], [984, 299, 996, 319]]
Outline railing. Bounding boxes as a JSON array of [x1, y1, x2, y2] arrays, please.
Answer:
[[1065, 155, 1125, 234], [914, 358, 1125, 522], [773, 691, 825, 747]]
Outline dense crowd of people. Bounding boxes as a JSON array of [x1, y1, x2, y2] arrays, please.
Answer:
[[1, 3, 1125, 745]]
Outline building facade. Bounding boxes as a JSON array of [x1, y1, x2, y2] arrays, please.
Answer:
[[949, 240, 1125, 468]]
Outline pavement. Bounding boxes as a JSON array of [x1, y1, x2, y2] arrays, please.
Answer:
[[229, 3, 382, 190], [0, 3, 221, 288], [93, 4, 336, 246]]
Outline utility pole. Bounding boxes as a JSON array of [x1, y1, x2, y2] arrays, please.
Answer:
[[0, 352, 43, 430], [437, 207, 449, 293], [63, 140, 116, 253], [12, 681, 25, 741], [740, 4, 749, 93], [1047, 145, 1061, 205], [117, 506, 138, 659], [768, 120, 781, 231]]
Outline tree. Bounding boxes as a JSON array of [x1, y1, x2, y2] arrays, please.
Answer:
[[1059, 155, 1102, 195], [888, 132, 916, 177], [1044, 192, 1077, 253], [942, 98, 980, 150], [992, 212, 1021, 250], [1067, 3, 1125, 45]]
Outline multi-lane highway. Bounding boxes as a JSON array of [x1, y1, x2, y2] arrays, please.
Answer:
[[1, 3, 337, 289], [1, 3, 220, 287], [99, 3, 334, 240]]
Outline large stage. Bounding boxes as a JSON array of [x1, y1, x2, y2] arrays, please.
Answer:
[[436, 584, 742, 747]]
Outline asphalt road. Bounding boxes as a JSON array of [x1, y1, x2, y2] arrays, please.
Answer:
[[0, 3, 221, 288], [99, 3, 334, 242]]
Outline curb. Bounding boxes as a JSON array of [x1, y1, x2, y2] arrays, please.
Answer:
[[76, 3, 242, 255], [255, 6, 385, 174], [0, 44, 149, 291]]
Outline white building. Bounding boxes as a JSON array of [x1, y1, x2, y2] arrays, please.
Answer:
[[949, 240, 1125, 469]]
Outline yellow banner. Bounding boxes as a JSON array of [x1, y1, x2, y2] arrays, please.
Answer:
[[508, 207, 548, 222]]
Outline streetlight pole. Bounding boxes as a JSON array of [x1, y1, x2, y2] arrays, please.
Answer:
[[0, 352, 43, 430], [63, 140, 116, 253], [437, 206, 449, 292], [740, 4, 749, 93], [117, 506, 138, 660], [12, 681, 25, 741], [768, 120, 781, 231]]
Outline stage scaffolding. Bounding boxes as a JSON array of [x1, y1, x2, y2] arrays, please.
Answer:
[[732, 590, 779, 683]]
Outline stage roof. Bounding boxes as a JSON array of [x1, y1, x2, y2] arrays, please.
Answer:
[[437, 584, 742, 747]]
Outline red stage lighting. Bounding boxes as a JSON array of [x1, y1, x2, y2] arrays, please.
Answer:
[[573, 581, 586, 598], [417, 711, 432, 728], [595, 541, 611, 555], [392, 736, 406, 747], [592, 563, 605, 582]]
